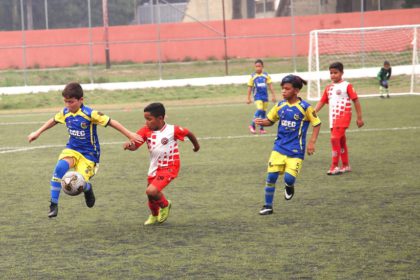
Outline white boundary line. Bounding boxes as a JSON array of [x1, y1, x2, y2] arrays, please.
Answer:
[[1, 126, 418, 155]]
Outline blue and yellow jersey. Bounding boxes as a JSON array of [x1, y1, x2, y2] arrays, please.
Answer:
[[267, 98, 321, 159], [54, 104, 110, 163], [248, 72, 272, 101]]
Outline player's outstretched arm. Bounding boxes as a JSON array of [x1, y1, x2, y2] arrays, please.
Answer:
[[254, 118, 274, 127], [307, 124, 321, 155], [246, 87, 253, 104], [28, 118, 57, 143], [108, 119, 143, 143], [123, 141, 139, 151], [186, 131, 200, 152], [314, 101, 325, 113], [353, 99, 364, 128]]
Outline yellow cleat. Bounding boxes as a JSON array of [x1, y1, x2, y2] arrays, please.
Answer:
[[144, 215, 158, 225], [158, 200, 172, 223]]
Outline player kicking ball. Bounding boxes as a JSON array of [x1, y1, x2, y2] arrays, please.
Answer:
[[28, 82, 142, 218], [124, 103, 200, 225], [255, 75, 321, 215]]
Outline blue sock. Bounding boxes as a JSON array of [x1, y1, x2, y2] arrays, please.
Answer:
[[84, 182, 91, 192], [284, 172, 296, 187], [50, 160, 70, 204], [259, 110, 266, 130], [265, 172, 279, 206]]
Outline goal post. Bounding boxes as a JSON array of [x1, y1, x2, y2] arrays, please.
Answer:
[[307, 24, 420, 101]]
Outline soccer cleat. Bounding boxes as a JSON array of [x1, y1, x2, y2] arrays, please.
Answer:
[[380, 95, 385, 99], [259, 205, 273, 215], [84, 184, 95, 208], [327, 166, 341, 175], [284, 185, 294, 200], [259, 129, 267, 134], [340, 165, 352, 173], [48, 202, 58, 218], [144, 215, 159, 225], [387, 94, 390, 98], [158, 200, 172, 223], [248, 125, 256, 134]]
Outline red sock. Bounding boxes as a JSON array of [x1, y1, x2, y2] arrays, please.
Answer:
[[157, 194, 169, 208], [148, 199, 160, 216], [330, 137, 341, 167], [340, 135, 349, 166]]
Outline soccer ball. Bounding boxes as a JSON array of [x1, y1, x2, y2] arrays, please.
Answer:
[[61, 171, 86, 196]]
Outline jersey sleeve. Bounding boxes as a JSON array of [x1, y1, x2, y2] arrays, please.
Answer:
[[54, 110, 65, 124], [347, 83, 358, 100], [305, 106, 322, 127], [266, 74, 272, 84], [247, 75, 254, 87], [320, 87, 329, 104], [91, 111, 111, 127], [174, 125, 190, 141], [134, 127, 147, 148], [267, 104, 279, 123]]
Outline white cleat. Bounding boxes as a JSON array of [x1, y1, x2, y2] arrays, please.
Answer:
[[327, 166, 341, 175]]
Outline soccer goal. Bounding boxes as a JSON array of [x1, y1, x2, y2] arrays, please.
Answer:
[[307, 24, 420, 101]]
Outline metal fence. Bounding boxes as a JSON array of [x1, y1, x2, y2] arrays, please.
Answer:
[[0, 0, 417, 87]]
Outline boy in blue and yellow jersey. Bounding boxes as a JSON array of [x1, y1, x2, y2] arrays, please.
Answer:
[[255, 75, 321, 215], [247, 59, 276, 134], [28, 82, 141, 218]]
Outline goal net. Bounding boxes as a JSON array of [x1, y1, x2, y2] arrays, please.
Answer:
[[307, 24, 420, 101]]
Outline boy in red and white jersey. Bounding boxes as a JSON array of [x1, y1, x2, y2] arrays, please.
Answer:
[[315, 62, 364, 175], [124, 103, 200, 225]]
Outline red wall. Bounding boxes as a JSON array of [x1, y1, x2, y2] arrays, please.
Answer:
[[0, 8, 419, 69]]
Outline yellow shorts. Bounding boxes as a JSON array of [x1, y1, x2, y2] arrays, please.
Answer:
[[255, 100, 269, 111], [58, 149, 97, 181], [267, 151, 302, 177]]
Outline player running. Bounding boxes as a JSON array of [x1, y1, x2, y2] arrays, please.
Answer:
[[124, 102, 200, 225], [255, 74, 321, 215]]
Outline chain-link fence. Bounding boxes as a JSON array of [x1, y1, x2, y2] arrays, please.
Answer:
[[0, 0, 418, 87]]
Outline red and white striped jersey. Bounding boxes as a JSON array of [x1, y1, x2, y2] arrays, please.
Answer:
[[320, 80, 358, 128], [135, 124, 189, 176]]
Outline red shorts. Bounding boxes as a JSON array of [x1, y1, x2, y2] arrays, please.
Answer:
[[331, 127, 347, 139], [147, 167, 179, 191]]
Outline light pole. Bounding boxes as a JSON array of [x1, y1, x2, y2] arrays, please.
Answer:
[[102, 0, 111, 69], [222, 0, 228, 75]]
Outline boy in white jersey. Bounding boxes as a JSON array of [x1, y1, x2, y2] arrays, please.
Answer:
[[124, 103, 200, 225], [315, 62, 364, 175]]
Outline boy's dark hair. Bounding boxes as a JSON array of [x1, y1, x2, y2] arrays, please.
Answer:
[[62, 82, 83, 99], [329, 62, 344, 72], [255, 59, 264, 66], [144, 102, 165, 118], [384, 60, 390, 66], [281, 74, 307, 90]]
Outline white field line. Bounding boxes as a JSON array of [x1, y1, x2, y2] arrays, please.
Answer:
[[1, 65, 420, 95], [1, 126, 418, 155], [0, 121, 45, 125]]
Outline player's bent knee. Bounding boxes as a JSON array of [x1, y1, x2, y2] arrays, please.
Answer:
[[284, 172, 296, 186], [145, 185, 160, 197], [53, 159, 70, 178], [266, 172, 279, 184]]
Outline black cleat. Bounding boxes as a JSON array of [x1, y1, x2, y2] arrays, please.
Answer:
[[48, 202, 58, 218], [84, 185, 95, 208], [259, 205, 273, 215], [284, 185, 295, 200]]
